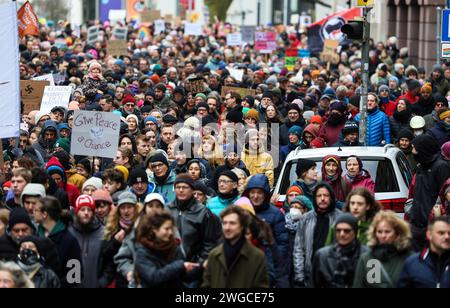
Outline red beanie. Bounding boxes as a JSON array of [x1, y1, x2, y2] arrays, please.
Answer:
[[122, 94, 136, 106], [310, 137, 325, 148], [75, 195, 95, 215], [286, 186, 302, 196]]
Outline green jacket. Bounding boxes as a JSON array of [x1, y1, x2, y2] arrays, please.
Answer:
[[202, 240, 269, 288], [353, 245, 412, 288], [325, 220, 371, 246]]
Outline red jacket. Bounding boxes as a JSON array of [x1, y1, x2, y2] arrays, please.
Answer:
[[397, 91, 419, 105]]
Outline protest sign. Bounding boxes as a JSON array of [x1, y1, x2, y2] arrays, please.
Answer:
[[228, 68, 244, 82], [255, 32, 277, 53], [87, 26, 100, 45], [141, 10, 161, 23], [40, 86, 72, 113], [71, 111, 120, 159], [32, 74, 55, 86], [185, 78, 205, 94], [221, 87, 257, 98], [113, 26, 128, 40], [154, 19, 166, 34], [320, 40, 340, 63], [107, 40, 128, 56], [184, 23, 202, 36], [227, 33, 242, 46], [241, 26, 256, 44], [20, 80, 49, 114]]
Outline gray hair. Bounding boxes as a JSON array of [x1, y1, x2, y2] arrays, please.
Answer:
[[0, 261, 34, 288]]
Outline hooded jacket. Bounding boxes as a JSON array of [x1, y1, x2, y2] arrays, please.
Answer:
[[300, 124, 320, 149], [69, 217, 104, 288], [32, 120, 58, 162], [318, 121, 346, 147], [46, 157, 80, 207], [293, 182, 342, 286], [150, 170, 177, 204], [241, 148, 274, 187], [428, 121, 450, 147], [345, 169, 376, 193], [320, 155, 350, 202], [20, 183, 46, 205]]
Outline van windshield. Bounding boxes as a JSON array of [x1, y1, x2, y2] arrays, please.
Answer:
[[279, 158, 399, 194]]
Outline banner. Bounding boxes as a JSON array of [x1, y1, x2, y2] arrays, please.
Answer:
[[127, 0, 145, 21], [109, 10, 127, 24], [285, 48, 298, 72], [107, 40, 128, 56], [307, 7, 362, 55], [0, 0, 21, 138], [17, 1, 39, 38], [255, 32, 277, 54], [71, 111, 121, 159], [20, 80, 50, 114], [100, 0, 123, 22], [40, 86, 72, 113]]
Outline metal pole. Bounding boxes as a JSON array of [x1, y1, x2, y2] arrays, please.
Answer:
[[437, 7, 442, 65], [359, 7, 371, 146], [257, 0, 261, 27], [283, 0, 288, 25], [188, 0, 193, 20]]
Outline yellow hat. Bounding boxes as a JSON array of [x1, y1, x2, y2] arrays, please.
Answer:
[[115, 165, 129, 183]]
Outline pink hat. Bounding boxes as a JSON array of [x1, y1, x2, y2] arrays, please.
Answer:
[[234, 197, 255, 216], [441, 141, 450, 158]]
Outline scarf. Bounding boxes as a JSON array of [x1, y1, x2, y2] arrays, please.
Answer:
[[393, 109, 412, 124], [332, 240, 362, 288], [218, 189, 239, 201], [367, 107, 378, 114], [175, 196, 196, 212], [140, 236, 177, 262], [326, 173, 339, 183], [17, 260, 41, 276], [223, 235, 246, 269], [313, 212, 330, 256], [88, 72, 101, 81], [154, 170, 170, 185], [119, 217, 134, 230]]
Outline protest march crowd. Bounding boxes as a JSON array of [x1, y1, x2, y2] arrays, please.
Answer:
[[0, 4, 449, 289]]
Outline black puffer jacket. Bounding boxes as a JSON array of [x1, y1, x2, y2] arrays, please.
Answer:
[[134, 243, 186, 288]]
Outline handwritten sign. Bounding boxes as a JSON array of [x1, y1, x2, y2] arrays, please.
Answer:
[[107, 40, 128, 56], [227, 33, 242, 46], [141, 10, 161, 23], [40, 86, 72, 113], [320, 40, 340, 64], [154, 19, 165, 34], [184, 23, 202, 36], [185, 78, 205, 94], [20, 80, 50, 114], [221, 87, 257, 99], [71, 111, 120, 159], [228, 68, 244, 82], [32, 74, 55, 86]]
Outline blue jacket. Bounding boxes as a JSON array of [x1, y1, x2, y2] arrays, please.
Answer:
[[428, 122, 450, 147], [151, 171, 176, 204], [207, 194, 240, 216], [243, 174, 289, 257], [398, 248, 450, 288], [280, 143, 299, 163], [130, 183, 156, 203], [355, 108, 391, 146]]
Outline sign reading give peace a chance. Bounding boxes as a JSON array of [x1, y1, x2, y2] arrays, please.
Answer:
[[70, 111, 121, 159]]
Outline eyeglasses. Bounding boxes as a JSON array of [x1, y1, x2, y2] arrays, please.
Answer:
[[151, 163, 165, 169], [218, 179, 235, 185], [335, 228, 353, 234], [125, 103, 135, 107]]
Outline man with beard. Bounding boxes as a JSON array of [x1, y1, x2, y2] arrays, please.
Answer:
[[148, 153, 176, 204], [119, 94, 141, 118], [355, 93, 391, 146], [32, 120, 58, 162], [319, 101, 348, 147], [424, 96, 448, 130], [414, 83, 435, 116], [409, 134, 450, 251], [428, 64, 450, 97], [279, 104, 306, 146], [153, 83, 171, 112], [395, 129, 417, 173], [208, 73, 222, 93], [172, 86, 186, 107], [69, 195, 104, 288]]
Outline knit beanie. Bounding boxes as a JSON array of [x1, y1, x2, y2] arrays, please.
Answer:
[[74, 195, 95, 215], [335, 213, 359, 235], [296, 159, 316, 177], [174, 173, 195, 190]]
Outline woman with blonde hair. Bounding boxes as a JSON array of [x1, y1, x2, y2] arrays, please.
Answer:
[[198, 135, 225, 169], [353, 211, 412, 288], [98, 194, 142, 288]]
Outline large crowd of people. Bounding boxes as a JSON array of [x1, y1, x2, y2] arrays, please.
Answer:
[[0, 18, 449, 288]]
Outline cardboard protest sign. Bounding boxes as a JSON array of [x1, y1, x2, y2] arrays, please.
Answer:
[[40, 86, 72, 113], [221, 87, 257, 98], [71, 111, 120, 159], [185, 78, 205, 94], [107, 40, 128, 56], [20, 80, 49, 114], [320, 39, 340, 63], [141, 10, 161, 23]]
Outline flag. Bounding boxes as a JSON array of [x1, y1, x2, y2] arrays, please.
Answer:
[[307, 8, 362, 55], [17, 1, 39, 38]]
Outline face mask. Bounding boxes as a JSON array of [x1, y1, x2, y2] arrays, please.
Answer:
[[289, 208, 303, 221], [413, 129, 423, 137], [18, 249, 40, 266]]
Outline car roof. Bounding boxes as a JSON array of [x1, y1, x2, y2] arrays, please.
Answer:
[[287, 145, 400, 161]]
